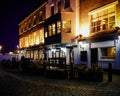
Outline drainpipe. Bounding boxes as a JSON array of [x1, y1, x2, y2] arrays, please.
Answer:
[[70, 48, 74, 79]]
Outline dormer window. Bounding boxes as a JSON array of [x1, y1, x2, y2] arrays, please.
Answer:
[[39, 11, 44, 23], [58, 1, 61, 13], [50, 0, 54, 6], [51, 6, 54, 16], [28, 20, 31, 28], [20, 26, 23, 34], [24, 23, 27, 31], [64, 0, 70, 9], [33, 16, 37, 25]]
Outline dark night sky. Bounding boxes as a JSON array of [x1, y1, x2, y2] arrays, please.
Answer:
[[0, 0, 46, 53]]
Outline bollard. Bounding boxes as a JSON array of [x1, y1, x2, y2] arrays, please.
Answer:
[[108, 63, 112, 82], [70, 62, 73, 79]]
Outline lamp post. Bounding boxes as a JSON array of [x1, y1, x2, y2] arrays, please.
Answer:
[[0, 45, 2, 54]]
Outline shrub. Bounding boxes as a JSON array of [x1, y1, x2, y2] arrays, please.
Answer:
[[90, 64, 103, 72], [1, 59, 12, 68], [78, 64, 103, 82]]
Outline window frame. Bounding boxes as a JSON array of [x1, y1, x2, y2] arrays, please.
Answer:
[[98, 47, 116, 61]]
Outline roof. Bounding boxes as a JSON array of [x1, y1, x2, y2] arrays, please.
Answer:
[[19, 0, 47, 23], [76, 29, 119, 43]]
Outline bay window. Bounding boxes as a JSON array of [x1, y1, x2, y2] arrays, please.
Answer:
[[90, 5, 116, 33]]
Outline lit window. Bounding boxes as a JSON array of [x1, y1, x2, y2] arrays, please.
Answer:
[[34, 32, 36, 44], [34, 50, 38, 60], [20, 26, 23, 34], [45, 27, 48, 38], [57, 21, 61, 33], [48, 23, 56, 36], [25, 51, 30, 58], [31, 51, 33, 59], [45, 32, 48, 38], [19, 39, 22, 48], [28, 20, 31, 28], [33, 16, 37, 25], [90, 6, 115, 33], [52, 24, 56, 35], [100, 47, 115, 59], [24, 23, 27, 31], [39, 11, 44, 23], [62, 20, 71, 33], [20, 37, 25, 48], [39, 30, 44, 43], [25, 36, 29, 47], [48, 25, 52, 36]]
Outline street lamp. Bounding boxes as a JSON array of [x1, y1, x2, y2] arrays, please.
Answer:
[[16, 45, 20, 54], [0, 45, 2, 53]]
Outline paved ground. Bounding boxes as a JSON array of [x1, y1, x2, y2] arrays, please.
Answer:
[[0, 68, 120, 96]]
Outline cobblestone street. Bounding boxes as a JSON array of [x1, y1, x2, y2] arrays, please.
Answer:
[[0, 68, 120, 96]]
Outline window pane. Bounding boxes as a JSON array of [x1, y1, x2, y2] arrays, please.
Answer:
[[33, 16, 37, 25], [48, 25, 52, 36], [102, 18, 108, 30], [57, 21, 61, 33], [97, 20, 101, 31], [45, 27, 48, 38], [34, 50, 38, 60], [109, 16, 115, 29], [52, 24, 56, 35], [55, 51, 59, 58], [109, 16, 115, 22], [45, 32, 47, 38]]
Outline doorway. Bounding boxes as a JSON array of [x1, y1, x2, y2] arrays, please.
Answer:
[[91, 48, 98, 66]]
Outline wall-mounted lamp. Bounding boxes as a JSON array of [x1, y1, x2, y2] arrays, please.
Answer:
[[79, 41, 84, 50], [118, 35, 120, 39], [117, 35, 120, 43]]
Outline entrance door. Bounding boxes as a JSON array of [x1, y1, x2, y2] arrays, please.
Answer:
[[91, 48, 98, 66]]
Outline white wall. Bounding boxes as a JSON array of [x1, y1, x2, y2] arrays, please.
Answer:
[[115, 39, 120, 70], [74, 47, 80, 64]]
